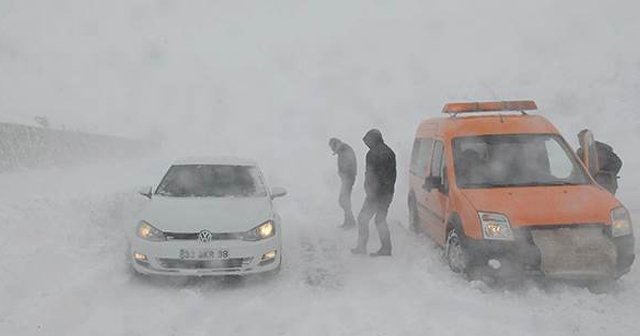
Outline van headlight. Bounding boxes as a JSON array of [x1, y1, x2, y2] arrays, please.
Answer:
[[137, 221, 166, 241], [611, 207, 632, 237], [244, 220, 275, 241], [479, 212, 514, 241]]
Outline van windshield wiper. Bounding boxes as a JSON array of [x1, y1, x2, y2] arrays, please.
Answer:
[[462, 181, 582, 188], [461, 182, 513, 188], [552, 181, 583, 186], [517, 181, 582, 186]]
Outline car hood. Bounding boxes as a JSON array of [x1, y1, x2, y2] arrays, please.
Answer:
[[140, 196, 274, 233], [460, 184, 619, 227]]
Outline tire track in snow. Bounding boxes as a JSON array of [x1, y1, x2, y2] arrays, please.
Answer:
[[297, 232, 348, 289]]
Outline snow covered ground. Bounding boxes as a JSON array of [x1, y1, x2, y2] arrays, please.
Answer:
[[0, 154, 639, 336], [3, 0, 640, 335]]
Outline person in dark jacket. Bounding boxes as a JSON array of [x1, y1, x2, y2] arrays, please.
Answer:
[[329, 138, 358, 228], [351, 129, 396, 257], [576, 130, 623, 194]]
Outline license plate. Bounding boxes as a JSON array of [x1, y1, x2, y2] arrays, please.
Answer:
[[179, 249, 229, 260]]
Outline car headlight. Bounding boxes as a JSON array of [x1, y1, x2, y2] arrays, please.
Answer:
[[244, 220, 275, 241], [479, 212, 514, 241], [137, 220, 166, 241], [611, 207, 632, 237]]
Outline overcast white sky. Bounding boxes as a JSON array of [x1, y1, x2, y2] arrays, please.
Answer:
[[1, 0, 639, 148]]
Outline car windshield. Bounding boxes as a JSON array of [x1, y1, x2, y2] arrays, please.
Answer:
[[155, 164, 267, 197], [453, 134, 590, 188]]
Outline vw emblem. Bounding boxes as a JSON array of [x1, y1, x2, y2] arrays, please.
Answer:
[[198, 230, 213, 243]]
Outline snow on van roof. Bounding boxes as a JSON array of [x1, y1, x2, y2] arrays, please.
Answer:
[[172, 156, 258, 166]]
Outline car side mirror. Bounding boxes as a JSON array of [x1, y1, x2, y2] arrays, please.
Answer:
[[138, 186, 153, 199], [270, 187, 287, 199], [423, 176, 442, 192]]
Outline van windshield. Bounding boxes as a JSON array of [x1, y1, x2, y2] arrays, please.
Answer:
[[156, 164, 267, 197], [453, 134, 590, 188]]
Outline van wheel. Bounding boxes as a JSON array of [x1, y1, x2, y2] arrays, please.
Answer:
[[445, 227, 469, 274], [408, 195, 420, 233]]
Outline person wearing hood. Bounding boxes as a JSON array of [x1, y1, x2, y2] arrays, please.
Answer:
[[351, 129, 396, 257], [329, 138, 358, 228], [576, 130, 622, 194]]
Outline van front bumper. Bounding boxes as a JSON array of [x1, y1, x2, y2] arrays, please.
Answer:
[[464, 226, 635, 280]]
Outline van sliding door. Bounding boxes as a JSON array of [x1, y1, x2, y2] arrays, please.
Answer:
[[424, 140, 449, 245]]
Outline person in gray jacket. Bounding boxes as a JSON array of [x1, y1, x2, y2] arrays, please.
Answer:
[[329, 138, 357, 229]]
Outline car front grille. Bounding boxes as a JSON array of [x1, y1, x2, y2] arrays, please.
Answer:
[[157, 258, 251, 270], [165, 232, 244, 241]]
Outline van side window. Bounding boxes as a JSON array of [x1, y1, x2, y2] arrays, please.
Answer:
[[431, 141, 444, 178], [410, 138, 434, 178], [410, 138, 422, 174], [431, 140, 448, 194]]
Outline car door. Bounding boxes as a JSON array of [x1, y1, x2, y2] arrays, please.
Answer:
[[424, 140, 450, 245], [578, 129, 599, 176]]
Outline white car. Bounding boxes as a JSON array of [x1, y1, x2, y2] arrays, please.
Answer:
[[129, 157, 286, 276]]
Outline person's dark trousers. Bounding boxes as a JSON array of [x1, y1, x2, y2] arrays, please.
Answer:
[[355, 193, 393, 253], [339, 177, 356, 227]]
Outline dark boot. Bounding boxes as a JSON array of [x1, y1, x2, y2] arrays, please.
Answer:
[[350, 246, 367, 254], [369, 248, 391, 257]]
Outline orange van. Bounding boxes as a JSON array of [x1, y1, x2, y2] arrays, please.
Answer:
[[408, 100, 634, 281]]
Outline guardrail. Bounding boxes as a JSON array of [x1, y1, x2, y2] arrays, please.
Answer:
[[0, 122, 152, 172]]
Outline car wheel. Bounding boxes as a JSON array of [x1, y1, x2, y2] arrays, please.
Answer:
[[408, 194, 420, 233], [445, 227, 470, 274]]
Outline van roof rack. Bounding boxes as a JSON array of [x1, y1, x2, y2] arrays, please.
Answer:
[[442, 100, 538, 117]]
